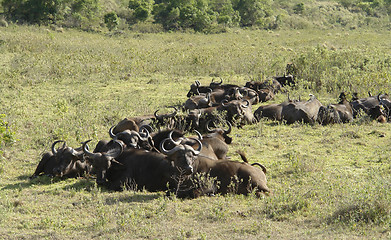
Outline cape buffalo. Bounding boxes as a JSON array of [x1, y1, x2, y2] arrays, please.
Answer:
[[281, 94, 323, 124], [83, 136, 202, 191], [317, 92, 353, 125], [177, 151, 270, 198], [221, 99, 256, 125], [31, 140, 90, 179]]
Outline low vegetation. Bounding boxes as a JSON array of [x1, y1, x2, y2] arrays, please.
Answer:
[[1, 0, 391, 32], [0, 24, 390, 239]]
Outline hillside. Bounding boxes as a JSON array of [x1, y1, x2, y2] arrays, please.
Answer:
[[0, 0, 391, 32]]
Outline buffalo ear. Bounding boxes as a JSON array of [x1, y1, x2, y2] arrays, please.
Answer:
[[110, 160, 126, 170]]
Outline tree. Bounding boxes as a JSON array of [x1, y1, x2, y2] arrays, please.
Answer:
[[129, 0, 155, 22], [233, 0, 273, 27]]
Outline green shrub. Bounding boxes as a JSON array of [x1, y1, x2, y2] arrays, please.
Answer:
[[0, 114, 16, 174], [104, 12, 119, 31], [293, 2, 305, 14]]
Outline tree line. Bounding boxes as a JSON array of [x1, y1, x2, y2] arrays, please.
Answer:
[[1, 0, 391, 32]]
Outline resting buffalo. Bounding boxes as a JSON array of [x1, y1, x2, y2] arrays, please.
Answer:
[[245, 79, 282, 95], [221, 99, 256, 125], [31, 140, 90, 179], [185, 106, 222, 132], [109, 125, 153, 150], [200, 122, 232, 160], [83, 136, 202, 191], [368, 105, 387, 123], [184, 92, 212, 110], [254, 100, 292, 122], [186, 79, 240, 98], [178, 150, 270, 198], [239, 87, 259, 105], [281, 94, 323, 124], [113, 108, 177, 133], [83, 140, 124, 185], [317, 92, 353, 125], [350, 93, 386, 118]]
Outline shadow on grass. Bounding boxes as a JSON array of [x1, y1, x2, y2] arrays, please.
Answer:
[[1, 174, 60, 190], [3, 175, 164, 203], [104, 193, 162, 204], [2, 174, 94, 191]]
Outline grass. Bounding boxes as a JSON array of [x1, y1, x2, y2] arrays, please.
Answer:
[[0, 24, 391, 239]]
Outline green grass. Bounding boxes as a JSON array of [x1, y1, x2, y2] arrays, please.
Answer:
[[0, 25, 391, 239]]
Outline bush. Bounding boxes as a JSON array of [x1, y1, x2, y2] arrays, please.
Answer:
[[104, 12, 119, 31], [1, 0, 102, 30], [0, 114, 16, 174]]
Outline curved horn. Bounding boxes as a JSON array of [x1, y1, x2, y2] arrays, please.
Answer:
[[139, 125, 153, 136], [205, 120, 214, 132], [154, 110, 161, 120], [109, 125, 116, 138], [82, 139, 98, 159], [51, 140, 65, 155], [105, 140, 124, 158], [218, 77, 223, 85], [194, 130, 203, 140], [224, 121, 232, 134], [195, 80, 201, 87], [168, 130, 183, 145], [221, 99, 229, 107], [252, 163, 267, 174], [241, 99, 250, 108], [188, 138, 202, 155], [160, 138, 183, 155]]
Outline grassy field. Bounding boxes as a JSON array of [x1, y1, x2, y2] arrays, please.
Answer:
[[0, 25, 391, 239]]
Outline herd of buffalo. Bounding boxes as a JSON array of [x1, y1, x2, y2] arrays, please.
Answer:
[[30, 75, 391, 198]]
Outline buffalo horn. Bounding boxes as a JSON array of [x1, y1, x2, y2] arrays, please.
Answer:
[[140, 124, 153, 135], [82, 140, 100, 160], [109, 125, 116, 138], [51, 140, 65, 155], [221, 99, 229, 107], [194, 130, 203, 140], [160, 139, 183, 155], [154, 110, 161, 120], [105, 140, 124, 159], [241, 99, 250, 108], [168, 130, 183, 145], [224, 121, 232, 134], [205, 120, 214, 133], [218, 78, 223, 85], [139, 125, 151, 139], [188, 138, 202, 155]]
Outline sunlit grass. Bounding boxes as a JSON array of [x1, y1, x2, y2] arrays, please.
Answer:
[[0, 25, 390, 239]]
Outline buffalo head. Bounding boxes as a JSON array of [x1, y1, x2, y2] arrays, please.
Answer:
[[160, 132, 202, 175], [82, 139, 124, 185], [221, 99, 256, 125], [52, 141, 88, 178]]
